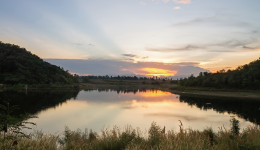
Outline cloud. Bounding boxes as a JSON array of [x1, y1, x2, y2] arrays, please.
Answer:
[[173, 0, 191, 4], [209, 49, 260, 52], [174, 6, 180, 9], [147, 46, 260, 53], [243, 46, 255, 49], [252, 30, 258, 34], [121, 106, 138, 109], [172, 13, 249, 27], [122, 54, 149, 60], [122, 54, 138, 57], [162, 0, 170, 3], [146, 45, 205, 52], [124, 59, 135, 61], [71, 43, 83, 45], [214, 40, 253, 49], [140, 1, 146, 5], [44, 59, 209, 77], [146, 39, 260, 53]]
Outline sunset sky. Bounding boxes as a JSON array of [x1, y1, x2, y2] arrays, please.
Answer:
[[1, 0, 260, 77]]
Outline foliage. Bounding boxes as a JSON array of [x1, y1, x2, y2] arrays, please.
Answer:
[[230, 117, 240, 135], [148, 122, 164, 147], [0, 99, 36, 150], [178, 58, 260, 89], [0, 42, 79, 85], [0, 120, 259, 149], [79, 75, 173, 81], [203, 127, 216, 145]]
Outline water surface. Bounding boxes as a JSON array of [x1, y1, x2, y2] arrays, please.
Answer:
[[10, 89, 256, 134]]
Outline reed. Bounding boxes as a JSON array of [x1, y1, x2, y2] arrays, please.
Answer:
[[0, 120, 259, 150]]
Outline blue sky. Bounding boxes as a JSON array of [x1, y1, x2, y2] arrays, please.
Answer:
[[1, 0, 260, 76]]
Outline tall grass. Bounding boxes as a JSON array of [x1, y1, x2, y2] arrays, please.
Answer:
[[1, 120, 260, 150]]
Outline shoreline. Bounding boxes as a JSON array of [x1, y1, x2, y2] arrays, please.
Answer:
[[1, 80, 260, 99], [166, 89, 260, 99]]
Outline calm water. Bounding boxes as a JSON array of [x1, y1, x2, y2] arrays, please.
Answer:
[[1, 89, 259, 134]]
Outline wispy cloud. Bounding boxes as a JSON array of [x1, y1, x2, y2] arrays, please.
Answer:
[[146, 46, 260, 53], [140, 1, 146, 5], [124, 58, 135, 61], [71, 43, 84, 45], [122, 54, 138, 58], [146, 39, 260, 53], [173, 0, 191, 4], [146, 45, 204, 52], [162, 0, 170, 3], [122, 54, 150, 59], [174, 6, 181, 9], [172, 14, 249, 27], [243, 46, 255, 49], [209, 49, 260, 52]]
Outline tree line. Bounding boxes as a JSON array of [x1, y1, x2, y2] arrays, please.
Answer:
[[0, 42, 79, 85], [179, 58, 260, 89], [79, 75, 174, 83]]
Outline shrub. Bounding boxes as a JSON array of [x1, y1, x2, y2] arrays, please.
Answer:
[[230, 117, 240, 135]]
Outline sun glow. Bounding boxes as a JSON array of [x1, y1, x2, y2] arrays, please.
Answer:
[[140, 68, 177, 77], [139, 90, 173, 98]]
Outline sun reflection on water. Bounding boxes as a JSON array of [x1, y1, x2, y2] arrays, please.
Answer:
[[26, 89, 254, 135]]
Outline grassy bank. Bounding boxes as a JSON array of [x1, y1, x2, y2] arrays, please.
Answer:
[[169, 86, 260, 99], [80, 78, 177, 90], [1, 120, 260, 150], [0, 78, 177, 90], [170, 86, 260, 92]]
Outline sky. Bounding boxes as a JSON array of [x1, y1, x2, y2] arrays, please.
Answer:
[[1, 0, 260, 77]]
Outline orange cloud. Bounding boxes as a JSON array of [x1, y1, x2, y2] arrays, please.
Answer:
[[121, 68, 128, 71], [174, 0, 191, 4], [174, 6, 180, 9], [139, 68, 177, 77], [69, 72, 79, 75], [140, 1, 146, 5], [162, 0, 170, 3]]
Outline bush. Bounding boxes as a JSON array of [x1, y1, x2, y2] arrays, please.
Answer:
[[203, 127, 216, 145], [230, 117, 240, 135]]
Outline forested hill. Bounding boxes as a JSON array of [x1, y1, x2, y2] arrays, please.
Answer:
[[0, 42, 79, 85], [179, 58, 260, 89]]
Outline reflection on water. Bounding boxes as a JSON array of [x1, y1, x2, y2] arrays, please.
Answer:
[[179, 94, 260, 125], [0, 89, 259, 134], [0, 90, 79, 115]]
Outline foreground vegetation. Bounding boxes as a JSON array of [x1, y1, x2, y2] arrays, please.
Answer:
[[1, 120, 260, 150]]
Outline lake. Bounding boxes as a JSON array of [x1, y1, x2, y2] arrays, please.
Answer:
[[0, 89, 259, 134]]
